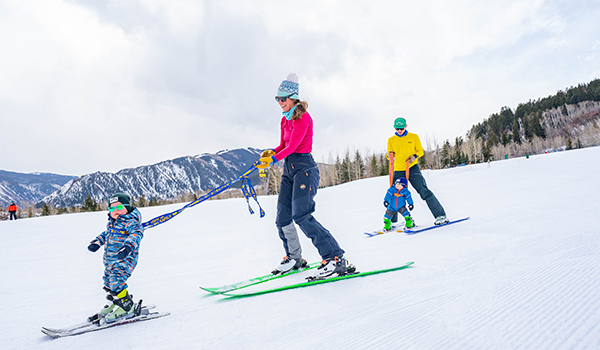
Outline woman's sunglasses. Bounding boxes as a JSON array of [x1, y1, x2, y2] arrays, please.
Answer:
[[275, 96, 291, 102], [108, 204, 126, 212]]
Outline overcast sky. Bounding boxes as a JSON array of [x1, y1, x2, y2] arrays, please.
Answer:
[[1, 0, 599, 176]]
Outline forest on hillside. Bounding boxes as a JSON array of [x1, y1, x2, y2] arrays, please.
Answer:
[[293, 78, 600, 190]]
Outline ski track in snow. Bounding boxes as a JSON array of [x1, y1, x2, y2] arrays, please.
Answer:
[[1, 147, 600, 349]]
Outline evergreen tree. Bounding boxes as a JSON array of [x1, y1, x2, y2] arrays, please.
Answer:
[[81, 195, 99, 212], [340, 150, 352, 183], [451, 137, 465, 165], [482, 141, 493, 162], [380, 153, 389, 176], [488, 133, 499, 147], [41, 202, 51, 216], [512, 119, 521, 144], [138, 194, 146, 207], [566, 138, 573, 150], [440, 140, 452, 167], [369, 154, 379, 178], [353, 150, 365, 180]]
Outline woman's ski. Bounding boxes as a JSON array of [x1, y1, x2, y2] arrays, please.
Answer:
[[211, 262, 415, 298]]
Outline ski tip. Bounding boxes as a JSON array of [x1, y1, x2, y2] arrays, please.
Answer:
[[41, 328, 61, 339]]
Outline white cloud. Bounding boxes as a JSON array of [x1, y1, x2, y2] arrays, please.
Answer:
[[1, 0, 599, 175]]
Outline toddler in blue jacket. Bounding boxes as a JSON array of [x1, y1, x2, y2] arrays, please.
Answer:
[[87, 193, 144, 324], [383, 177, 415, 230]]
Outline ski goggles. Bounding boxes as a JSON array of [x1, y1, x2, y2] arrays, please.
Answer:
[[108, 204, 126, 212]]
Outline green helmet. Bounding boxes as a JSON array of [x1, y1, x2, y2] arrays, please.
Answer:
[[394, 117, 407, 129]]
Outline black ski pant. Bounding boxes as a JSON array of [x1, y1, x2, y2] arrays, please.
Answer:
[[276, 153, 344, 260], [9, 211, 17, 220]]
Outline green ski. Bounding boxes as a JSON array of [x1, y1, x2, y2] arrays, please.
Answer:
[[200, 262, 321, 293], [214, 262, 414, 298]]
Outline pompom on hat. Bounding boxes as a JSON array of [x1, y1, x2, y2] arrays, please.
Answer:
[[276, 73, 299, 99]]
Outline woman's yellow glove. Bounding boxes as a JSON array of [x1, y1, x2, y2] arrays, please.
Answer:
[[257, 156, 275, 169], [261, 149, 276, 158]]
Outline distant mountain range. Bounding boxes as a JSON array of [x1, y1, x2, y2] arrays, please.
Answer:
[[0, 171, 76, 207], [2, 148, 263, 208]]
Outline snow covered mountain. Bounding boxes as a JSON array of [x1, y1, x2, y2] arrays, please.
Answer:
[[42, 148, 263, 208], [0, 170, 76, 206]]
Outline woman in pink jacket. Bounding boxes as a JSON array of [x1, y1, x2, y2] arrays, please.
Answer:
[[257, 73, 352, 279]]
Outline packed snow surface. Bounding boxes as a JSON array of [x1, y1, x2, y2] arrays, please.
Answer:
[[1, 147, 600, 349]]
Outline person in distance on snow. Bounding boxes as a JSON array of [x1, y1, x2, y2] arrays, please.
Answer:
[[256, 73, 353, 279], [387, 117, 449, 226], [8, 200, 18, 220], [383, 177, 415, 231], [87, 193, 144, 323]]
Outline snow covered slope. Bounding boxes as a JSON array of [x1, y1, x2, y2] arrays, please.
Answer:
[[1, 146, 599, 349]]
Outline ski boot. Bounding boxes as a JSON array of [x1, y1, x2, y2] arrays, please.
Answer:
[[383, 218, 392, 231], [404, 215, 415, 229], [434, 215, 449, 225], [87, 288, 118, 324], [310, 256, 355, 280], [105, 289, 135, 323], [271, 256, 308, 275]]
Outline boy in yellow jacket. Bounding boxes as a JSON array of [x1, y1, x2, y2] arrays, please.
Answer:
[[387, 117, 449, 225]]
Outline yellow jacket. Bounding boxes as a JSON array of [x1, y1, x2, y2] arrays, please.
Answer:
[[387, 131, 424, 171]]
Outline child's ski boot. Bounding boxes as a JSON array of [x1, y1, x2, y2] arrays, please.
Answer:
[[404, 215, 415, 229], [383, 218, 392, 231], [87, 289, 117, 324], [105, 289, 135, 323]]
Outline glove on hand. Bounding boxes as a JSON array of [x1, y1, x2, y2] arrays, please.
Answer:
[[117, 245, 132, 260], [260, 149, 276, 158], [88, 240, 101, 252], [383, 201, 389, 208], [256, 156, 276, 172], [408, 204, 414, 211]]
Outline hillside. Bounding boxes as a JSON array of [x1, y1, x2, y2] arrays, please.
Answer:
[[41, 148, 262, 208], [0, 170, 75, 207], [1, 146, 599, 349]]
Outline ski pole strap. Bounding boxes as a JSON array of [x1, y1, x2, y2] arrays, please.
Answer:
[[241, 177, 265, 218], [388, 152, 395, 187], [142, 162, 262, 229]]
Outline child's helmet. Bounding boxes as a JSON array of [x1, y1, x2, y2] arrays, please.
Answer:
[[395, 177, 408, 187]]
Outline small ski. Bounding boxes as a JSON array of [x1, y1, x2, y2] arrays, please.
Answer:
[[215, 262, 414, 298], [41, 304, 169, 338], [364, 223, 406, 237], [404, 217, 470, 235], [200, 261, 321, 294], [41, 304, 157, 334]]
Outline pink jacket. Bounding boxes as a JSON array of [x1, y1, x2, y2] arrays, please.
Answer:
[[273, 112, 313, 162]]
